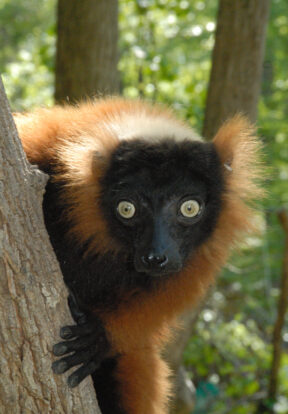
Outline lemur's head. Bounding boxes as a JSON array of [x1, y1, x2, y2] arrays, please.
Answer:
[[57, 101, 263, 278], [101, 139, 224, 276]]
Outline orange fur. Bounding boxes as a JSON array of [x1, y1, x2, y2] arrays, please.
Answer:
[[116, 351, 171, 414], [16, 100, 264, 414]]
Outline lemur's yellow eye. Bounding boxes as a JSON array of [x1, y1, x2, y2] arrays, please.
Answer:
[[117, 201, 136, 219], [180, 200, 200, 218]]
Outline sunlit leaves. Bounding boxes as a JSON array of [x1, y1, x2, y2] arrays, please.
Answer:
[[0, 0, 55, 110], [184, 316, 271, 413], [119, 0, 217, 127]]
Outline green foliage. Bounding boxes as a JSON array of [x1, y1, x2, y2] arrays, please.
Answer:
[[184, 310, 272, 413], [119, 0, 217, 128], [1, 0, 288, 412], [0, 0, 55, 110], [259, 0, 288, 208]]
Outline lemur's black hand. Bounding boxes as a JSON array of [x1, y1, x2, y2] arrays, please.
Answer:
[[52, 294, 109, 388]]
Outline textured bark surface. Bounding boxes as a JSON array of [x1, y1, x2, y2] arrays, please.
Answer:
[[0, 78, 100, 413], [55, 0, 119, 102], [202, 0, 270, 139]]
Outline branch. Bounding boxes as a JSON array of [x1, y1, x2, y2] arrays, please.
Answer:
[[267, 209, 288, 402]]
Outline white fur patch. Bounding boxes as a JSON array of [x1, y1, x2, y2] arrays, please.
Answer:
[[107, 112, 201, 143]]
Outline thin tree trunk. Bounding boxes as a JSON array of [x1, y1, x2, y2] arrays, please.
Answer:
[[55, 0, 119, 103], [203, 0, 270, 140], [268, 211, 288, 403], [0, 78, 100, 413]]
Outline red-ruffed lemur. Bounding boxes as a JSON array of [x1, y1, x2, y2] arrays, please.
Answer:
[[15, 99, 264, 414]]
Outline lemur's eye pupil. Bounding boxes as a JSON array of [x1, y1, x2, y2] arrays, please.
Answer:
[[117, 201, 136, 219]]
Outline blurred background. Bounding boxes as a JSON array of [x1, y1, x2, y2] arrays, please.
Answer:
[[1, 0, 288, 413]]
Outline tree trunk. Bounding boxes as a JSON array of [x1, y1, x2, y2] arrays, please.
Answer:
[[55, 0, 119, 103], [202, 0, 270, 140], [0, 78, 100, 413], [267, 211, 288, 406]]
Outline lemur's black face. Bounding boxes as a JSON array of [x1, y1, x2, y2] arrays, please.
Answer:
[[100, 139, 224, 277]]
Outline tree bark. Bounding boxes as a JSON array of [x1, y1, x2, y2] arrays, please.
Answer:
[[202, 0, 270, 140], [55, 0, 119, 103], [0, 78, 100, 413]]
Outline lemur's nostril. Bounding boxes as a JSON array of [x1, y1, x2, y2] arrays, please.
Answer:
[[141, 253, 169, 268]]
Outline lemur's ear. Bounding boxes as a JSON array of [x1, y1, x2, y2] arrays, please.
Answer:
[[213, 114, 265, 202]]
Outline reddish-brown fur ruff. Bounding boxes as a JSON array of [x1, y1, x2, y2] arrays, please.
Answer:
[[16, 100, 264, 414]]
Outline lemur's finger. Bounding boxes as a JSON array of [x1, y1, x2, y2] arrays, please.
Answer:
[[52, 347, 97, 374], [67, 361, 100, 388], [59, 323, 95, 340], [53, 334, 99, 356], [68, 293, 88, 325]]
